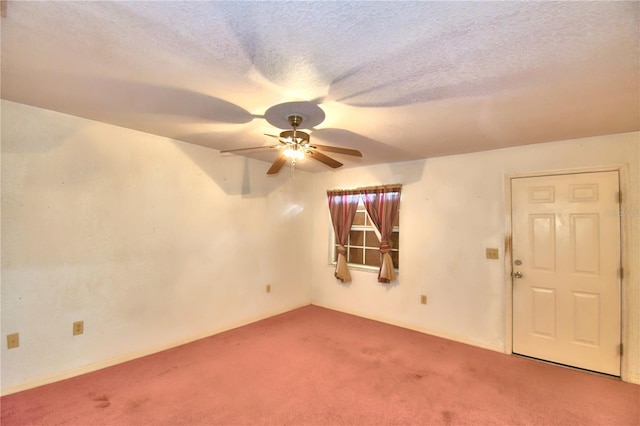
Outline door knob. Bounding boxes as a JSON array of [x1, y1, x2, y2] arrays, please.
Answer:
[[513, 271, 523, 279]]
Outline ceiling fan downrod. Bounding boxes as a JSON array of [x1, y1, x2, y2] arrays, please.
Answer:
[[287, 114, 303, 141]]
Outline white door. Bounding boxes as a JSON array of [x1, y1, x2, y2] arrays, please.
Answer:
[[511, 171, 621, 376]]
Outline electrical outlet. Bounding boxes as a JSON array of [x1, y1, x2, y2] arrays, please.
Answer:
[[486, 248, 499, 260], [420, 295, 427, 305], [266, 284, 271, 293], [7, 333, 19, 349], [73, 321, 84, 336]]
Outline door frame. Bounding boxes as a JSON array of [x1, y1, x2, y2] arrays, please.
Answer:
[[503, 164, 633, 382]]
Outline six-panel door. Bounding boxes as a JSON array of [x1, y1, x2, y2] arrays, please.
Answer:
[[511, 171, 621, 376]]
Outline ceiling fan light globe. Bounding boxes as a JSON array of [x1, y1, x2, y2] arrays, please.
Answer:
[[284, 148, 304, 160]]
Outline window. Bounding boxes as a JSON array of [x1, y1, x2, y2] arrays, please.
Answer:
[[332, 199, 400, 270]]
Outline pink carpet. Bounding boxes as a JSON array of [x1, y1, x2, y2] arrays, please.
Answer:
[[2, 305, 638, 425]]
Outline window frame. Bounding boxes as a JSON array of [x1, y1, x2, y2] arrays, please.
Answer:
[[329, 198, 400, 273]]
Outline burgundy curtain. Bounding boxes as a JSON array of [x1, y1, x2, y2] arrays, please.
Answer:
[[362, 185, 402, 283], [327, 190, 360, 282]]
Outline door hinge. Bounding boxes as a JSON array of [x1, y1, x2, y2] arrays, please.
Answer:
[[619, 267, 624, 280], [619, 343, 624, 356], [618, 191, 622, 203]]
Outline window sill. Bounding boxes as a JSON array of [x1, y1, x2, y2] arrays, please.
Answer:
[[329, 262, 399, 275]]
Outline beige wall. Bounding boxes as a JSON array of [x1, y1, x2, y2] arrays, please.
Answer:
[[310, 132, 639, 383], [2, 100, 638, 393], [1, 101, 313, 393]]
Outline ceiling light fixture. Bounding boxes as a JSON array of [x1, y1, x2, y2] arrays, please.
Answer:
[[280, 115, 309, 169], [284, 146, 304, 160]]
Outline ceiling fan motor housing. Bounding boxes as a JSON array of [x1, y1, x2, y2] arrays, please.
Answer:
[[280, 130, 310, 144]]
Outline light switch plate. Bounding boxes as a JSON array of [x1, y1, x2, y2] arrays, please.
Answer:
[[486, 248, 499, 259]]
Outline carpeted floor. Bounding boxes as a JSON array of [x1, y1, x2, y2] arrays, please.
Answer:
[[1, 305, 639, 425]]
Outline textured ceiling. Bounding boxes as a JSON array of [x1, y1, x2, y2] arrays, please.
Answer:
[[1, 1, 638, 172]]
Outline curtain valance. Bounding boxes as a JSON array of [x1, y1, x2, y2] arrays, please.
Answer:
[[326, 184, 402, 197]]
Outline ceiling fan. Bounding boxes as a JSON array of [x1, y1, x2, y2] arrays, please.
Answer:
[[220, 102, 363, 175]]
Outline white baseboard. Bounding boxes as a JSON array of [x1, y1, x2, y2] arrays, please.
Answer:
[[1, 303, 310, 396], [312, 302, 506, 353]]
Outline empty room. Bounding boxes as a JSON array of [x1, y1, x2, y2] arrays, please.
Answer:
[[1, 1, 639, 425]]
